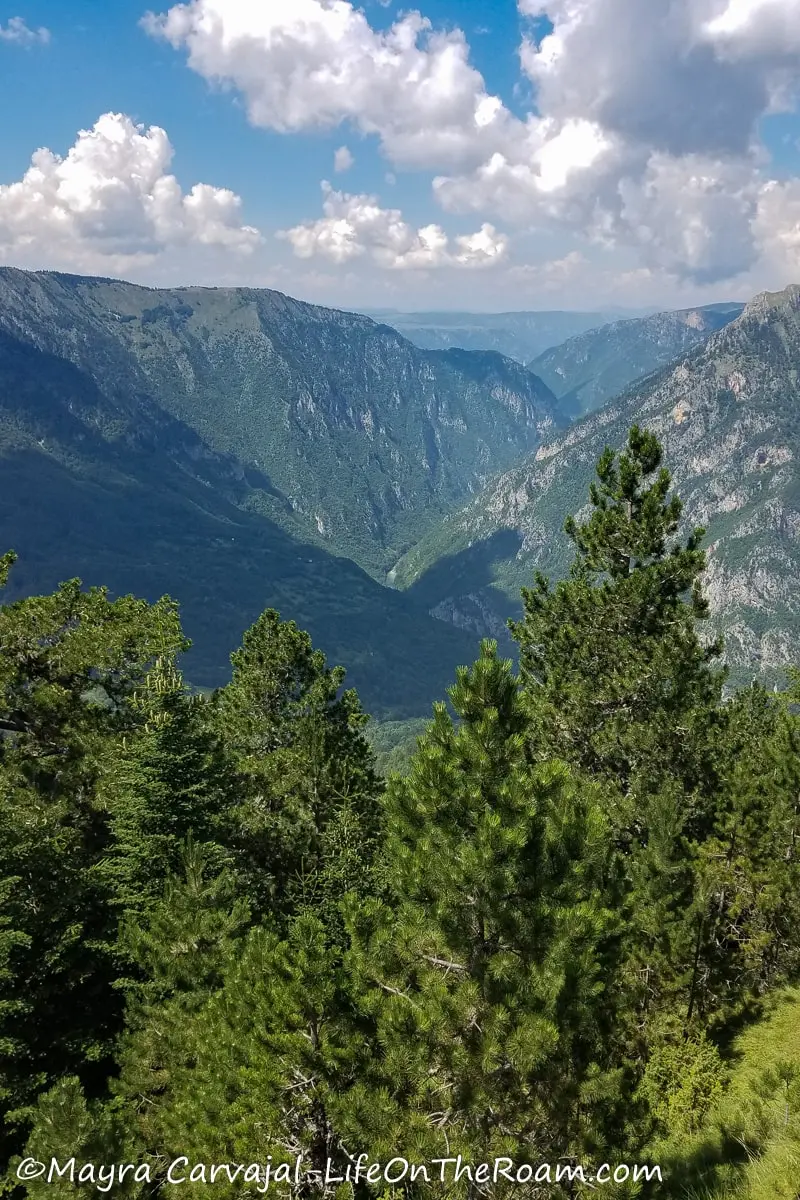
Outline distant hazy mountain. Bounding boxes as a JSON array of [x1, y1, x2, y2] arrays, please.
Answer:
[[392, 287, 800, 684], [530, 303, 745, 417], [364, 308, 638, 364]]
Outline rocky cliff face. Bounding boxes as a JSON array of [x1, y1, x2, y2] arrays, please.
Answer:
[[394, 287, 800, 683], [0, 269, 560, 577], [529, 303, 744, 418]]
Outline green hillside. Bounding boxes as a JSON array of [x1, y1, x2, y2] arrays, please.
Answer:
[[654, 989, 800, 1200]]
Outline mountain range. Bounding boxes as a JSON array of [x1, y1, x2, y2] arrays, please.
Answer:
[[366, 308, 638, 364], [3, 267, 799, 715], [529, 303, 745, 418], [393, 286, 800, 685], [0, 270, 560, 580], [0, 269, 565, 718]]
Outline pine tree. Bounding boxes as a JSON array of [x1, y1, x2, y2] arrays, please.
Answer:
[[694, 682, 800, 1017], [0, 772, 109, 1166], [511, 426, 725, 808], [13, 845, 249, 1200], [97, 658, 234, 930], [14, 1076, 138, 1200], [110, 895, 370, 1199], [347, 642, 624, 1174], [0, 557, 188, 1165], [510, 428, 729, 1036], [210, 609, 381, 919], [142, 914, 370, 1196], [110, 841, 251, 1157], [0, 567, 187, 799]]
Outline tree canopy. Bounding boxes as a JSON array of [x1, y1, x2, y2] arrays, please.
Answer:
[[3, 426, 800, 1200]]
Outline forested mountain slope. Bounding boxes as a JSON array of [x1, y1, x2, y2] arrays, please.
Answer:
[[530, 302, 744, 417], [0, 269, 561, 578], [6, 424, 800, 1200], [394, 286, 800, 681], [0, 326, 477, 718]]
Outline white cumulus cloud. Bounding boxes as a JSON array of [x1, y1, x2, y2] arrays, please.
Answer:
[[279, 182, 508, 270], [0, 16, 50, 44], [617, 154, 762, 283], [437, 0, 800, 284], [754, 178, 800, 272], [0, 113, 262, 271], [334, 145, 354, 173], [145, 0, 800, 291], [703, 0, 800, 56], [519, 0, 800, 158], [142, 0, 510, 170]]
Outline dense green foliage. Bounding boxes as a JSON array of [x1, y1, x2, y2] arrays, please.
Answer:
[[3, 428, 800, 1198], [649, 986, 800, 1200]]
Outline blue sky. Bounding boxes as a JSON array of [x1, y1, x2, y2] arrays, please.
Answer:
[[0, 0, 539, 227], [1, 0, 800, 311]]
